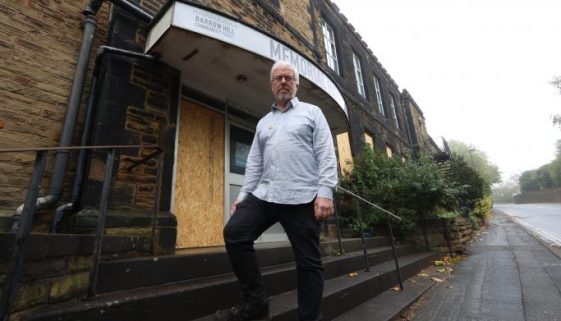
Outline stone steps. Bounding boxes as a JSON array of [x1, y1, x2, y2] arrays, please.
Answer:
[[22, 237, 438, 321]]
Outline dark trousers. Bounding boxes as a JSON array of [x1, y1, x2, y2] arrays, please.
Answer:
[[223, 194, 324, 321]]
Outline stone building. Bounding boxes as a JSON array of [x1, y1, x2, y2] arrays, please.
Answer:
[[0, 1, 450, 318], [0, 0, 441, 250]]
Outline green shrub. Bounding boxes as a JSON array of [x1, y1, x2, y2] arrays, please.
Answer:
[[339, 147, 461, 238]]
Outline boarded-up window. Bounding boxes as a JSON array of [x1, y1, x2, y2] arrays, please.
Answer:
[[386, 145, 393, 158], [336, 132, 353, 175], [364, 132, 374, 149]]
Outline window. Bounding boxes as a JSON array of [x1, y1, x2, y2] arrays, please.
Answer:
[[336, 132, 353, 175], [374, 76, 384, 115], [389, 94, 400, 129], [364, 132, 374, 149], [386, 144, 393, 158], [352, 53, 366, 98], [321, 20, 339, 74]]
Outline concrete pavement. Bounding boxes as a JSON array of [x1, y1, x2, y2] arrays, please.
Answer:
[[410, 210, 561, 321]]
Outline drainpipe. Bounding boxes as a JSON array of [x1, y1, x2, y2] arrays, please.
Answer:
[[52, 46, 157, 233], [12, 0, 153, 231]]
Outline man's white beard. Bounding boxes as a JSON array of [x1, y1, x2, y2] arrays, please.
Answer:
[[276, 91, 293, 103]]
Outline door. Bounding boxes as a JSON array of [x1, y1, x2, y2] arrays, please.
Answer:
[[174, 100, 225, 248], [226, 122, 287, 242]]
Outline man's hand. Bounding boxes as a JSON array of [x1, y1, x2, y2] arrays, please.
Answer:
[[314, 197, 334, 220], [230, 199, 241, 216]]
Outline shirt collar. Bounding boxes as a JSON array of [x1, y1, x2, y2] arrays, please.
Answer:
[[272, 96, 299, 112]]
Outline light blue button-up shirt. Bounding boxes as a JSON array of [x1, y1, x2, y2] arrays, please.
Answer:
[[237, 97, 338, 204]]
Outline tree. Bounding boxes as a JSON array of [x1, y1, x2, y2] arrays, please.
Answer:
[[519, 139, 561, 192], [552, 76, 561, 127], [492, 176, 520, 204], [549, 140, 561, 187], [443, 155, 488, 209], [448, 140, 501, 185]]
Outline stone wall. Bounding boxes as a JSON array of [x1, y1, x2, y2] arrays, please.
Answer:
[[0, 0, 111, 217], [0, 233, 149, 318], [412, 217, 476, 254], [515, 187, 561, 204], [80, 9, 180, 212], [401, 90, 438, 159], [315, 1, 414, 159]]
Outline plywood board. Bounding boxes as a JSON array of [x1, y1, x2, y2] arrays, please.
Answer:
[[364, 133, 374, 149], [174, 100, 225, 248], [336, 132, 353, 176], [386, 145, 393, 158]]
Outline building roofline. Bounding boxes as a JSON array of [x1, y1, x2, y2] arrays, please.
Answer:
[[324, 0, 400, 91]]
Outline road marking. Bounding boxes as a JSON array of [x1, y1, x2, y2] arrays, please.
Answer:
[[505, 214, 561, 248]]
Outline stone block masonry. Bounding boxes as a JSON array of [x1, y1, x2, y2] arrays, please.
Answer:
[[0, 233, 149, 316], [0, 0, 111, 216]]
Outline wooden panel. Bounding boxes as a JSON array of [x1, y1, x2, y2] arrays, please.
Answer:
[[336, 132, 353, 176], [364, 133, 374, 149], [174, 100, 225, 248], [386, 145, 393, 158]]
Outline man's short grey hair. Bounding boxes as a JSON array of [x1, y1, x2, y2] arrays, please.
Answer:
[[270, 61, 300, 84]]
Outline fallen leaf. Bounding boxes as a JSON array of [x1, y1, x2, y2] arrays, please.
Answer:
[[391, 286, 401, 291], [437, 267, 454, 273], [417, 273, 429, 277], [349, 272, 358, 277], [431, 277, 443, 283]]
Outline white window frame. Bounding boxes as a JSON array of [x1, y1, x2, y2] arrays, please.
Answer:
[[374, 76, 385, 116], [352, 53, 366, 98], [321, 20, 339, 74], [389, 94, 400, 129]]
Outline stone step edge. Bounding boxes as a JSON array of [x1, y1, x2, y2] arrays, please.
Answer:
[[332, 275, 436, 321], [194, 252, 438, 321], [96, 240, 409, 294], [24, 246, 417, 320]]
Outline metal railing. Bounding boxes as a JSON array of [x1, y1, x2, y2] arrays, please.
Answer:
[[0, 145, 161, 320], [334, 185, 404, 290]]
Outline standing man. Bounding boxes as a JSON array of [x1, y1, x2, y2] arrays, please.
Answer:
[[215, 61, 338, 321]]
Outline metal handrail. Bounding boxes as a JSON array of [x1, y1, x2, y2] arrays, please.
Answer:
[[0, 145, 161, 320], [335, 185, 404, 290], [336, 186, 403, 221], [0, 145, 158, 153]]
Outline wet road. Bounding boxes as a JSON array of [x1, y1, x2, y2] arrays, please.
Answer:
[[411, 211, 561, 321], [495, 203, 561, 246]]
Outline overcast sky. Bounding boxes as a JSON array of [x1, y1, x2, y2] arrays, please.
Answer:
[[332, 0, 561, 182]]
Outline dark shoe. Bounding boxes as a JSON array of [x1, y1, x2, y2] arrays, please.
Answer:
[[215, 301, 270, 321]]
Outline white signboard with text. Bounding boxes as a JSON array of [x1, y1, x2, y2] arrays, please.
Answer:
[[146, 2, 347, 116]]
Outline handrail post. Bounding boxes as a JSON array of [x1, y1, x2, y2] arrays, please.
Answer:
[[336, 185, 404, 288], [421, 214, 430, 251], [355, 200, 370, 272], [441, 218, 454, 258], [0, 151, 48, 321], [88, 149, 116, 298], [332, 194, 343, 256], [150, 152, 163, 255], [386, 215, 404, 290]]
